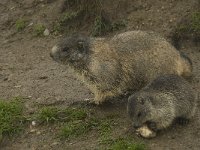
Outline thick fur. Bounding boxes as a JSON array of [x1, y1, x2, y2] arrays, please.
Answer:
[[50, 31, 192, 104], [127, 74, 197, 131]]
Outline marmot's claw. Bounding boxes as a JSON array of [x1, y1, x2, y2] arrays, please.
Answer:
[[84, 98, 102, 105], [84, 98, 94, 102]]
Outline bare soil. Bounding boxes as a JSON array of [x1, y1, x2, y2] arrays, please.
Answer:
[[0, 0, 200, 149]]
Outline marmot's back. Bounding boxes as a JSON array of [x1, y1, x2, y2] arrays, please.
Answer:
[[110, 31, 165, 52]]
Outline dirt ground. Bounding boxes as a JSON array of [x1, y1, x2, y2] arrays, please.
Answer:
[[0, 0, 200, 149]]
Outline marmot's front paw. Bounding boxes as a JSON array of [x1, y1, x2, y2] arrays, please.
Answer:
[[84, 98, 103, 105], [136, 125, 156, 138]]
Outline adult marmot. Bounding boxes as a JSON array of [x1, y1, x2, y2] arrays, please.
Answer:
[[50, 31, 192, 104], [127, 74, 197, 138]]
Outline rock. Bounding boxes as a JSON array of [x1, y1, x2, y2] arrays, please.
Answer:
[[51, 142, 59, 146], [14, 85, 22, 88], [28, 22, 34, 27], [43, 29, 50, 36], [32, 121, 36, 126], [36, 131, 41, 135], [30, 129, 37, 133]]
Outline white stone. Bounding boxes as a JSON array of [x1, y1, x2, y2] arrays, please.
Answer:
[[43, 29, 50, 36], [32, 121, 36, 126]]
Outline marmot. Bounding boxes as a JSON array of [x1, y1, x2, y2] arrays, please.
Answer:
[[50, 31, 192, 104], [127, 74, 197, 138]]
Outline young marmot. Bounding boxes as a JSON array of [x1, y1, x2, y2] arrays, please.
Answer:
[[50, 31, 192, 104], [127, 74, 197, 138]]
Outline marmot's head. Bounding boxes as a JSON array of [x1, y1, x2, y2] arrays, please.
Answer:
[[50, 34, 90, 70], [127, 92, 155, 128]]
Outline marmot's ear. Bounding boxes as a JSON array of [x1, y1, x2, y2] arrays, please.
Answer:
[[78, 41, 85, 52]]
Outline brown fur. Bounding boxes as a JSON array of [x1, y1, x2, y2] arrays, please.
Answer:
[[50, 31, 192, 104]]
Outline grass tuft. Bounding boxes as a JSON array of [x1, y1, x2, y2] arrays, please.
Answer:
[[60, 121, 91, 138], [0, 97, 25, 138], [33, 24, 46, 36], [15, 19, 26, 31], [37, 107, 59, 123], [60, 11, 79, 25], [37, 107, 87, 124], [59, 115, 117, 140], [92, 15, 110, 36], [92, 17, 127, 36], [64, 107, 87, 121], [191, 12, 200, 32], [175, 12, 200, 35], [109, 138, 146, 150]]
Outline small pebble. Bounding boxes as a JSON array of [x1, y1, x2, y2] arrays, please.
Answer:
[[30, 129, 36, 133], [43, 29, 50, 36], [36, 131, 41, 135], [14, 85, 22, 88], [32, 121, 36, 126]]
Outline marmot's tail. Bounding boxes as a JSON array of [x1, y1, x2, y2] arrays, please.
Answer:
[[180, 51, 193, 78]]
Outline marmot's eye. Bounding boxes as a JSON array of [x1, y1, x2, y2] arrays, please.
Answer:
[[137, 112, 142, 118], [141, 99, 145, 105], [62, 47, 69, 52]]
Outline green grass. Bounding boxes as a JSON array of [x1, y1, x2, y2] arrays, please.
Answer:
[[59, 113, 118, 142], [36, 107, 87, 124], [60, 11, 79, 25], [92, 15, 110, 36], [59, 116, 99, 139], [60, 117, 114, 140], [0, 97, 25, 138], [15, 19, 26, 31], [33, 24, 46, 36], [98, 118, 114, 144], [109, 138, 146, 150], [175, 12, 200, 34], [52, 22, 63, 35], [172, 12, 200, 47], [37, 107, 59, 123], [191, 12, 200, 32], [64, 107, 87, 121], [60, 120, 92, 138], [92, 16, 127, 36], [0, 100, 147, 149]]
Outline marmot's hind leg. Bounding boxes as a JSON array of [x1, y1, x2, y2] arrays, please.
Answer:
[[94, 91, 118, 105], [176, 117, 190, 125]]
